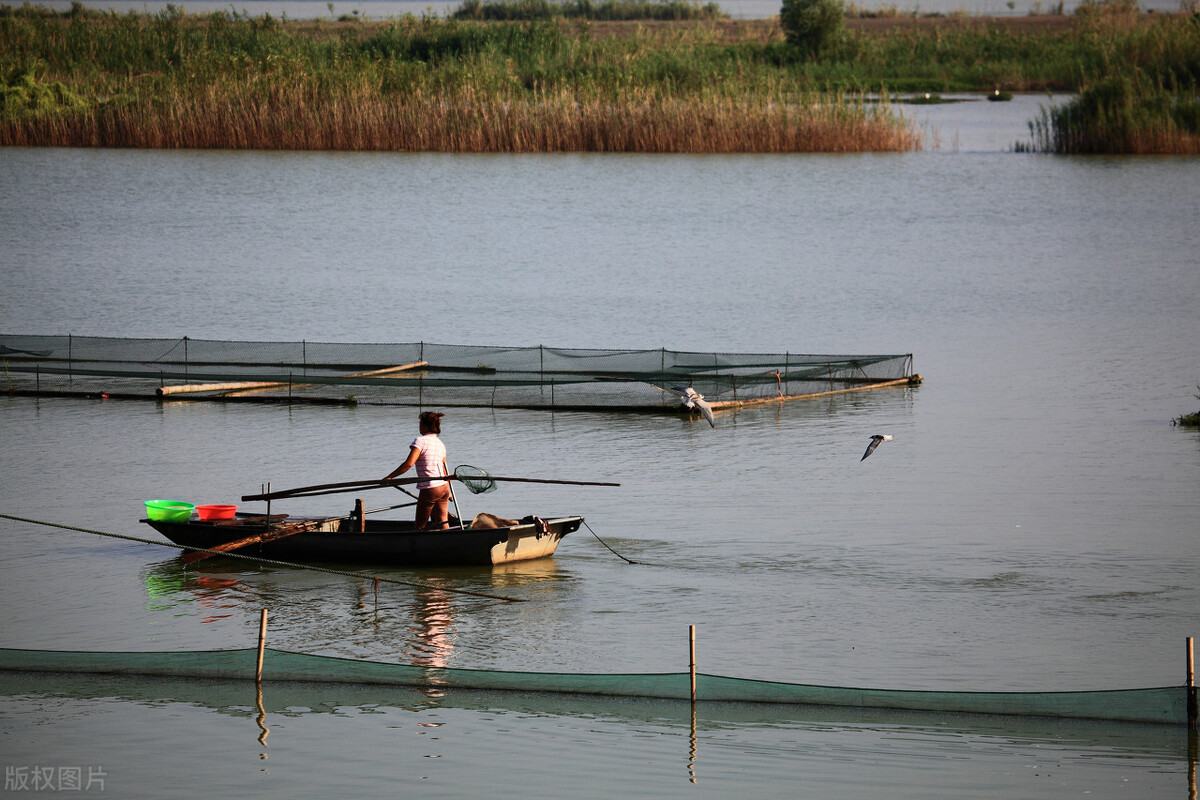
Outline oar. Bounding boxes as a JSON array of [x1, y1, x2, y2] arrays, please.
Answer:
[[242, 473, 619, 502], [181, 502, 413, 564]]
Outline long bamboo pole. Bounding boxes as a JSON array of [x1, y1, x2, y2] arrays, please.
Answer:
[[243, 473, 619, 502], [181, 501, 413, 564]]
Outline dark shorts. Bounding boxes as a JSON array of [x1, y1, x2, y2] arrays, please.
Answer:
[[415, 484, 451, 529]]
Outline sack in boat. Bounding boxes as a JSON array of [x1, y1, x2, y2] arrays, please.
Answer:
[[469, 512, 520, 529]]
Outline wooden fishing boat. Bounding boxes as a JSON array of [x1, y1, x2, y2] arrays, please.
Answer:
[[142, 512, 584, 567]]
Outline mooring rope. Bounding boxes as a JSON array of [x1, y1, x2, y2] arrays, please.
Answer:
[[583, 520, 639, 565], [0, 513, 525, 603]]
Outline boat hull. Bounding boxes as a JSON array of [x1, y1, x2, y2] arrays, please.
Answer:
[[142, 514, 583, 567]]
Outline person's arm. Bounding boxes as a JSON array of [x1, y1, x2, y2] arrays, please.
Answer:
[[383, 446, 421, 481]]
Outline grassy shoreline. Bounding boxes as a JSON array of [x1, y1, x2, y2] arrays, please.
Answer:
[[2, 4, 1197, 153]]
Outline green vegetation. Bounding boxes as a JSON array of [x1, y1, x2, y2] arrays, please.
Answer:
[[1, 1, 1197, 153], [1, 65, 87, 114], [1024, 73, 1200, 153], [780, 0, 845, 55], [1174, 385, 1200, 428], [450, 0, 726, 21], [0, 5, 916, 152], [1017, 0, 1200, 153]]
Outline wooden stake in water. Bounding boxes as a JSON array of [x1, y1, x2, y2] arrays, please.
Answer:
[[255, 608, 268, 684], [1187, 636, 1197, 728], [689, 625, 697, 703], [1188, 637, 1195, 688]]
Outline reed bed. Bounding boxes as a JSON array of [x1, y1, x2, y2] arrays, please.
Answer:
[[2, 4, 1197, 153], [0, 10, 919, 152], [1018, 9, 1200, 154], [0, 82, 917, 152], [450, 0, 727, 21]]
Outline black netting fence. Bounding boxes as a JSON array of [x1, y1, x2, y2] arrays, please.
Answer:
[[1, 335, 918, 411]]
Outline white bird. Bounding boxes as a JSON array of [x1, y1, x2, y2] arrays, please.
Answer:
[[670, 386, 715, 428], [861, 434, 892, 461]]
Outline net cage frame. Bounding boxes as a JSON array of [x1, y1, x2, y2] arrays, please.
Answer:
[[1, 335, 919, 411]]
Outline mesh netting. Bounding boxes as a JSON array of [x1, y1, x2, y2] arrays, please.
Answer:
[[455, 465, 498, 495], [0, 648, 1187, 724], [1, 335, 917, 411]]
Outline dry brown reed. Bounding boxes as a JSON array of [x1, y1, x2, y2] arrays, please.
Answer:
[[0, 86, 920, 153]]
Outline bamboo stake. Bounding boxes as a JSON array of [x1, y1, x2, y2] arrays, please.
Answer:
[[1188, 636, 1197, 729], [689, 625, 697, 704], [1189, 637, 1195, 689], [255, 608, 268, 684]]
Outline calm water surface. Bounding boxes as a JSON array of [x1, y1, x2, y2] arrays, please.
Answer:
[[1, 98, 1198, 797]]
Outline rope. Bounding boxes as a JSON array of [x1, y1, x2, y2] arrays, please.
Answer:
[[583, 520, 639, 565], [0, 513, 525, 603]]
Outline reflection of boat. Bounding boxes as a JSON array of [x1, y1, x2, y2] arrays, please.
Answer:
[[141, 513, 584, 566]]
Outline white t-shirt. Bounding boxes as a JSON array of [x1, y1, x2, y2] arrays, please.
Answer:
[[410, 433, 447, 489]]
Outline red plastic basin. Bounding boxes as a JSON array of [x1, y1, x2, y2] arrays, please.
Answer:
[[196, 504, 238, 521]]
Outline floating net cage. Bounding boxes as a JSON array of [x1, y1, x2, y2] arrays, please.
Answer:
[[1, 335, 919, 412], [0, 647, 1191, 725]]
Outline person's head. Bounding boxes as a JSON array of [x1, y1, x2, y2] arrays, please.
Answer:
[[418, 411, 444, 435]]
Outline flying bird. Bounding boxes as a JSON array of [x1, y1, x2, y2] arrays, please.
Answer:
[[671, 386, 715, 428], [861, 434, 892, 461]]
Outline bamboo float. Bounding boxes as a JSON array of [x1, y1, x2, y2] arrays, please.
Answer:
[[706, 375, 922, 411], [156, 379, 293, 396], [155, 360, 427, 396]]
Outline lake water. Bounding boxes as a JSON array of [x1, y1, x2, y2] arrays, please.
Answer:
[[1, 96, 1199, 797]]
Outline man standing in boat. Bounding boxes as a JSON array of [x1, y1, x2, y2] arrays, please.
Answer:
[[383, 411, 453, 530]]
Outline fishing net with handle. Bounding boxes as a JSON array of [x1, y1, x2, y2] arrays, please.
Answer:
[[454, 464, 497, 495]]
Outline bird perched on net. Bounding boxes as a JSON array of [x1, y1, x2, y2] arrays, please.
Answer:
[[861, 434, 892, 461], [671, 386, 715, 428]]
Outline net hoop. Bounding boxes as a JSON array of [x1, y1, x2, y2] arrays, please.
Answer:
[[455, 464, 497, 495]]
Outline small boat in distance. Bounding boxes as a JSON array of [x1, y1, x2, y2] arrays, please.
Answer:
[[142, 511, 584, 567]]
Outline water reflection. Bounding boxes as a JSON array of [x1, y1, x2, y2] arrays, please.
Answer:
[[139, 555, 574, 667], [255, 684, 270, 749], [689, 704, 698, 784], [1191, 728, 1198, 800], [0, 669, 1193, 795], [409, 580, 454, 669], [144, 563, 242, 623]]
